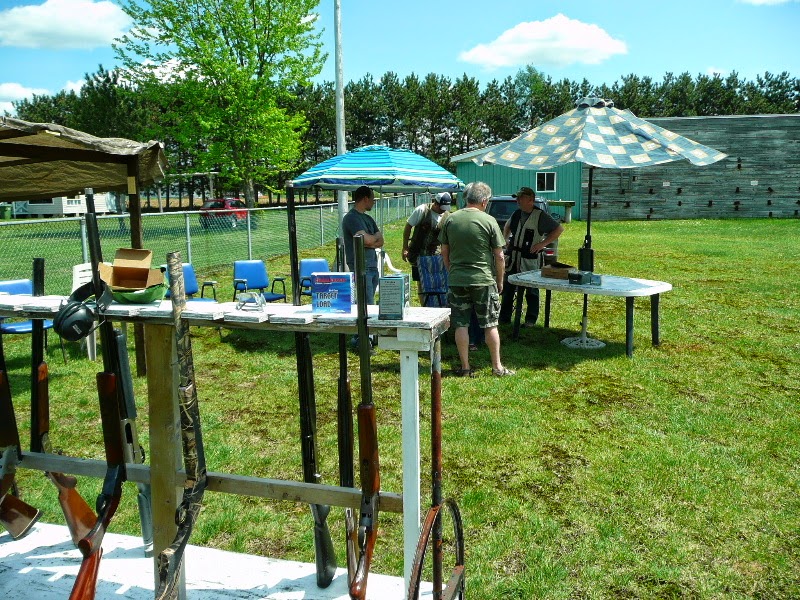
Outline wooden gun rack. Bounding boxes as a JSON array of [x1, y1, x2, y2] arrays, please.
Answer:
[[1, 296, 450, 597]]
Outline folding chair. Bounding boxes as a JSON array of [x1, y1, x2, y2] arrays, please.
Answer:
[[417, 255, 449, 307], [163, 263, 218, 302], [298, 258, 330, 303], [71, 263, 98, 360], [231, 260, 286, 303], [376, 248, 402, 277], [0, 278, 65, 362]]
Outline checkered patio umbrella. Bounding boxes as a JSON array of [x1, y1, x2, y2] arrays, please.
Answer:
[[474, 98, 727, 270]]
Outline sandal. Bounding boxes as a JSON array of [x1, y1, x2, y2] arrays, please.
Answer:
[[492, 367, 516, 377], [453, 368, 475, 378]]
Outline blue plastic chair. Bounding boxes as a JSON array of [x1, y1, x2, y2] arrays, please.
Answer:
[[163, 263, 217, 302], [298, 258, 330, 302], [417, 255, 449, 307], [232, 260, 286, 303], [0, 278, 64, 361]]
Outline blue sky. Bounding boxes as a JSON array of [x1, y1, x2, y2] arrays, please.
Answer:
[[1, 0, 799, 115]]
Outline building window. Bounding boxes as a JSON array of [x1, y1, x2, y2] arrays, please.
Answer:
[[536, 172, 556, 192]]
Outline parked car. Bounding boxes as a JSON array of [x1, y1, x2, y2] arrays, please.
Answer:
[[486, 195, 560, 264], [199, 198, 249, 229]]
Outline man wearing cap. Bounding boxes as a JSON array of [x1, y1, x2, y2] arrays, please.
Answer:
[[401, 191, 452, 305], [499, 186, 564, 326]]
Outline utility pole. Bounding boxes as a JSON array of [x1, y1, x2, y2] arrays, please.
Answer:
[[334, 0, 348, 224]]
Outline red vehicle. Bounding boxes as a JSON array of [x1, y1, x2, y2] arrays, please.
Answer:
[[199, 198, 249, 229]]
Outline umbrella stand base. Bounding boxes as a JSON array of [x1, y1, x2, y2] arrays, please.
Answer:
[[561, 335, 606, 350]]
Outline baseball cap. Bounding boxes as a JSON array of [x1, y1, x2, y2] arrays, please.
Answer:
[[512, 186, 535, 198], [434, 192, 452, 206]]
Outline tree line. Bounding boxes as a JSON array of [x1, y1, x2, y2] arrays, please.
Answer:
[[9, 0, 799, 206]]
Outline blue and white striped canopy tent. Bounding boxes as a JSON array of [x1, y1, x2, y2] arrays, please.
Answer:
[[473, 98, 727, 269], [292, 145, 464, 192]]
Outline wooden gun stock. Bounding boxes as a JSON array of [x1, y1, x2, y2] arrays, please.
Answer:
[[350, 403, 381, 600], [0, 491, 40, 540], [68, 547, 103, 600], [0, 361, 41, 539], [47, 472, 96, 545]]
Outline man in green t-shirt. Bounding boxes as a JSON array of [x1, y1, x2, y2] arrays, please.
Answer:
[[440, 182, 515, 377]]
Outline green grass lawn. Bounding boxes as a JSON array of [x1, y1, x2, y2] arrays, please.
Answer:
[[4, 217, 800, 599]]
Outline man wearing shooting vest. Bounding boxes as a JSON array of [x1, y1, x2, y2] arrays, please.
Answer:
[[401, 192, 452, 305], [499, 186, 564, 326]]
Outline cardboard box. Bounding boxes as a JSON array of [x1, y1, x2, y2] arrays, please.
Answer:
[[98, 248, 164, 292], [541, 261, 576, 280], [311, 272, 354, 313], [379, 274, 410, 320]]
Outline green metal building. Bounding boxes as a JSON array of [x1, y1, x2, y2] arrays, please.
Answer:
[[450, 147, 584, 222]]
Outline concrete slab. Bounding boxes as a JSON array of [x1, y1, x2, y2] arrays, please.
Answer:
[[1, 523, 424, 599]]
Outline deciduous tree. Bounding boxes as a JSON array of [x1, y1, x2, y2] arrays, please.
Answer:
[[115, 0, 325, 206]]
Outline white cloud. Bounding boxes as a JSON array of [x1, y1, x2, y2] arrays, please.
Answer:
[[0, 0, 130, 49], [64, 79, 85, 93], [738, 0, 798, 5], [0, 81, 50, 101], [459, 14, 627, 70], [706, 67, 729, 77], [0, 82, 50, 116]]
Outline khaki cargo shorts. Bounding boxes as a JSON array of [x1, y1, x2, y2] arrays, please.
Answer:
[[447, 284, 501, 329]]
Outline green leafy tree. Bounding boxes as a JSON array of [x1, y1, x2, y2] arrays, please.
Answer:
[[656, 72, 697, 117], [400, 73, 424, 153], [379, 71, 404, 148], [13, 90, 80, 126], [72, 65, 150, 139], [344, 74, 384, 148], [451, 74, 482, 157], [115, 0, 325, 206], [480, 76, 521, 145]]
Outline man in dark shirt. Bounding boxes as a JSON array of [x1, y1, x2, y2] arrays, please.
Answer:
[[342, 185, 384, 305]]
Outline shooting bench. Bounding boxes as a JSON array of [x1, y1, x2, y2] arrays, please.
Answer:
[[0, 296, 451, 598]]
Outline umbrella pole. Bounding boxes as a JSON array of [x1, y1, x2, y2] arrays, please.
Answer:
[[578, 167, 594, 272], [561, 293, 606, 350]]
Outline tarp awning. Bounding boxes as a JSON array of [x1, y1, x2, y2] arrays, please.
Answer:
[[0, 116, 167, 201]]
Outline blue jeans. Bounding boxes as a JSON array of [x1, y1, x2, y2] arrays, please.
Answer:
[[351, 267, 380, 347]]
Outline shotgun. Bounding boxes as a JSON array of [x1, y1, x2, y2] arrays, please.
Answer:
[[28, 257, 97, 547], [349, 234, 381, 600], [154, 251, 208, 599], [0, 331, 41, 539], [406, 339, 466, 600], [286, 184, 337, 588], [70, 208, 127, 598], [336, 237, 358, 580], [114, 329, 153, 556]]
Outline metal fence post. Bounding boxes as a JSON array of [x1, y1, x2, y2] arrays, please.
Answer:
[[319, 206, 324, 247], [185, 212, 193, 264], [247, 210, 253, 259], [80, 216, 89, 263]]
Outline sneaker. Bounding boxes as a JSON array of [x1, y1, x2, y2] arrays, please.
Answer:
[[523, 321, 536, 328], [492, 367, 515, 377], [468, 343, 478, 352]]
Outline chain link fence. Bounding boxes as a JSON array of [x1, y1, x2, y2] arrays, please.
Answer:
[[0, 193, 426, 295]]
